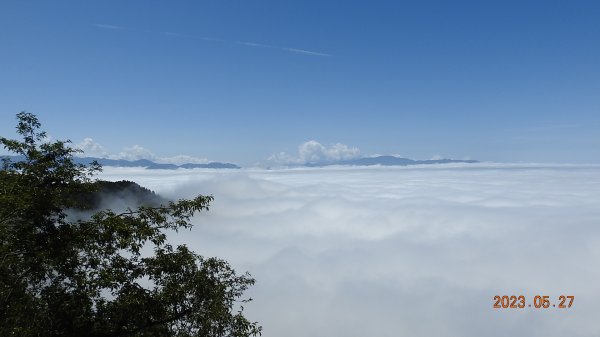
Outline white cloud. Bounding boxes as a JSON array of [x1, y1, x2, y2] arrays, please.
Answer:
[[75, 138, 109, 158], [97, 163, 600, 337], [74, 138, 209, 164], [156, 155, 209, 165], [267, 151, 297, 165], [270, 140, 360, 165], [115, 144, 157, 161]]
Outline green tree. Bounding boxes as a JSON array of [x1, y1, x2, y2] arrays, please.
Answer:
[[0, 112, 261, 337]]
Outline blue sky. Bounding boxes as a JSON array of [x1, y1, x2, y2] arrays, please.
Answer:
[[1, 1, 599, 165]]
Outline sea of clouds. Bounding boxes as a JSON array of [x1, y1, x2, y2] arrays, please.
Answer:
[[98, 163, 600, 337]]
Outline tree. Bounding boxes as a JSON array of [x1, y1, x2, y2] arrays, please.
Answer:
[[0, 112, 261, 337]]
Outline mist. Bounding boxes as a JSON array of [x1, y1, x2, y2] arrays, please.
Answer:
[[98, 164, 600, 337]]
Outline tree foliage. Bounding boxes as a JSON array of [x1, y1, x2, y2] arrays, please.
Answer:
[[0, 112, 261, 337]]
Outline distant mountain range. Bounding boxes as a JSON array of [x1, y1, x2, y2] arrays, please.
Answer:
[[73, 157, 241, 169], [3, 155, 478, 169], [304, 156, 478, 167], [2, 155, 240, 169]]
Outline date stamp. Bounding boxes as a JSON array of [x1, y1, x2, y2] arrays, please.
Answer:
[[493, 295, 574, 309]]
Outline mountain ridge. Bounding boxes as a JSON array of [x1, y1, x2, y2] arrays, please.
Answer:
[[303, 156, 479, 167], [1, 155, 240, 169], [3, 155, 479, 169], [74, 157, 241, 169]]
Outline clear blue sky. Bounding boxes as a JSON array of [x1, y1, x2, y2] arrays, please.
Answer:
[[1, 1, 599, 165]]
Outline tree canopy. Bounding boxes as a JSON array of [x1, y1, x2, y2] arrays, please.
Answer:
[[0, 112, 261, 337]]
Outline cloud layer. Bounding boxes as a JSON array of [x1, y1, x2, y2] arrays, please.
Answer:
[[98, 164, 600, 337], [269, 140, 360, 165]]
